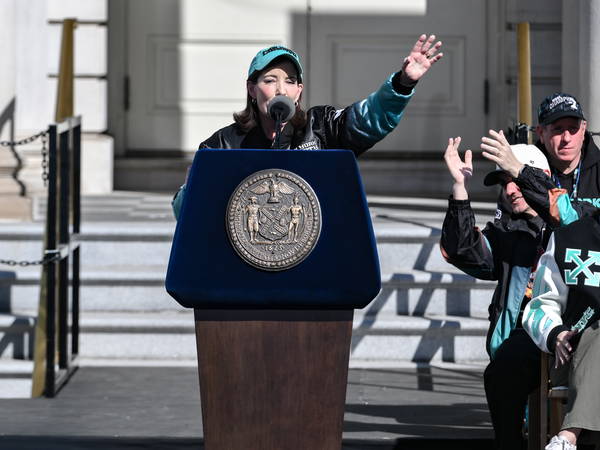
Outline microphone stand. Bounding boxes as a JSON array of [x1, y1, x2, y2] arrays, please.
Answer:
[[273, 113, 284, 149]]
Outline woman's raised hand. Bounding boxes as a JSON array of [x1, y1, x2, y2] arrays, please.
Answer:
[[400, 34, 443, 84]]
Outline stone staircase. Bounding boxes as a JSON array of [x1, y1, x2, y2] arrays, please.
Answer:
[[0, 192, 497, 396]]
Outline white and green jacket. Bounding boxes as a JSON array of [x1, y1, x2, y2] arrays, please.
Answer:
[[523, 213, 600, 353]]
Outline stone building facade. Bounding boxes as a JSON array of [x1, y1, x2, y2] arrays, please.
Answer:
[[0, 0, 597, 218]]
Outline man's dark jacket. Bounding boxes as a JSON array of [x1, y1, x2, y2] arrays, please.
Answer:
[[441, 199, 547, 358]]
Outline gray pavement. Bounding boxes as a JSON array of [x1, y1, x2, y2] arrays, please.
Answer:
[[0, 364, 492, 449]]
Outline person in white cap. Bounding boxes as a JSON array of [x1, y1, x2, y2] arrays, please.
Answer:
[[440, 137, 552, 450], [172, 34, 443, 218]]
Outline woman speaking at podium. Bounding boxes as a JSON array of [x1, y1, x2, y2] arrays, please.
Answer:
[[172, 34, 443, 217]]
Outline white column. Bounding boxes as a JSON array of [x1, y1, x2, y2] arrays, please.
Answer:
[[587, 0, 600, 132], [0, 0, 33, 219], [561, 1, 580, 99], [0, 0, 20, 202], [0, 0, 16, 128], [15, 0, 50, 131], [563, 0, 600, 131]]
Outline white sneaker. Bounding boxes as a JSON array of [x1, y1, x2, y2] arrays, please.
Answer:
[[545, 434, 577, 450]]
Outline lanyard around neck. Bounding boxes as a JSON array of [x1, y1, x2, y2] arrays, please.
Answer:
[[552, 159, 582, 199]]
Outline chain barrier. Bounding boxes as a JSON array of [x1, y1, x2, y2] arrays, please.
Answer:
[[0, 129, 49, 185], [40, 132, 49, 185], [0, 250, 61, 267], [0, 129, 47, 148], [0, 129, 53, 267]]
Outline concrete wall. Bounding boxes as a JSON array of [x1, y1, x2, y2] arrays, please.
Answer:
[[6, 0, 113, 201], [503, 0, 562, 128], [0, 0, 16, 120], [4, 0, 595, 204], [562, 0, 600, 132]]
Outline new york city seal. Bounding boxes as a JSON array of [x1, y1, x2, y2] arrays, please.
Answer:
[[226, 169, 322, 271]]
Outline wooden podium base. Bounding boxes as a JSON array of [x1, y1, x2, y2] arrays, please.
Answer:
[[194, 309, 354, 450]]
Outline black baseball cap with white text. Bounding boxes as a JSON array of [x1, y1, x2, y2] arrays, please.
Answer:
[[538, 93, 585, 125]]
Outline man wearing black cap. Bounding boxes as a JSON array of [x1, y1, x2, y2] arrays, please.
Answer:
[[440, 137, 552, 450], [482, 93, 600, 227], [537, 93, 588, 181]]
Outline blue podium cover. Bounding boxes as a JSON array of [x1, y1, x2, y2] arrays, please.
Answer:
[[165, 149, 380, 309]]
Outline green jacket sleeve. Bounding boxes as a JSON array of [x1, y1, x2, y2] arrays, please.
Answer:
[[171, 185, 186, 220]]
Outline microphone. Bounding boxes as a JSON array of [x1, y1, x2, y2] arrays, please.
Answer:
[[268, 95, 295, 122], [268, 95, 296, 149]]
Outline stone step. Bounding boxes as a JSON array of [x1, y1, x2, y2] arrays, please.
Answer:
[[0, 222, 175, 269], [1, 218, 496, 316], [0, 313, 35, 360], [1, 237, 459, 274], [47, 310, 489, 363], [4, 268, 178, 313], [0, 194, 498, 369], [0, 207, 495, 272], [4, 269, 495, 318], [350, 312, 489, 364], [0, 310, 490, 364], [378, 271, 494, 319], [32, 192, 177, 222], [0, 360, 33, 399], [0, 224, 460, 273], [30, 193, 497, 224]]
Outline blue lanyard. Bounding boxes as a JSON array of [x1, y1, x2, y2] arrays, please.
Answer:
[[552, 159, 582, 199]]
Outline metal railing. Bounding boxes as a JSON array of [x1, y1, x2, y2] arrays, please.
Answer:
[[31, 116, 82, 397]]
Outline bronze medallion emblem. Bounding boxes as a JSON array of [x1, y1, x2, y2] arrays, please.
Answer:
[[226, 169, 322, 271]]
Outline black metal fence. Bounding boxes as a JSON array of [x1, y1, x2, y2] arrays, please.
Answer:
[[41, 116, 81, 397]]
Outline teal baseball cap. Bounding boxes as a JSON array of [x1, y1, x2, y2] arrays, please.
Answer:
[[247, 45, 303, 82]]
